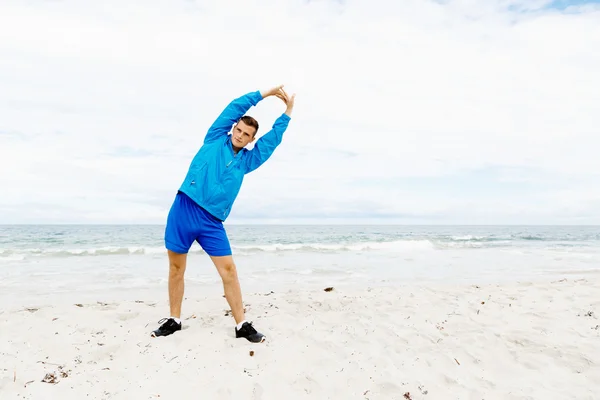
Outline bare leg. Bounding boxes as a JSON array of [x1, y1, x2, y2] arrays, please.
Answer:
[[210, 255, 244, 324], [168, 250, 187, 318]]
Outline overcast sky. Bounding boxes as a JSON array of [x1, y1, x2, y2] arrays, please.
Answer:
[[1, 0, 599, 225]]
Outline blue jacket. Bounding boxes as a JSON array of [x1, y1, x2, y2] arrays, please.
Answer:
[[178, 90, 291, 221]]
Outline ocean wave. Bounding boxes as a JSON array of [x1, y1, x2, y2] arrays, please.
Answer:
[[232, 239, 435, 253], [1, 233, 598, 260], [0, 240, 438, 259], [0, 246, 167, 258], [449, 234, 548, 242]]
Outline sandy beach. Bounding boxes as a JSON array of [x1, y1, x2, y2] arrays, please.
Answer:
[[1, 277, 599, 400], [1, 0, 599, 395]]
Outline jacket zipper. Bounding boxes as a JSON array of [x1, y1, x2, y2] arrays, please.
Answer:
[[227, 152, 239, 168]]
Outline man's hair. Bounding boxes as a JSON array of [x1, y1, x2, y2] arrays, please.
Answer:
[[239, 115, 259, 135]]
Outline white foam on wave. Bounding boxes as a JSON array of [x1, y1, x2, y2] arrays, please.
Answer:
[[9, 235, 569, 260], [232, 239, 435, 254], [0, 246, 168, 259], [451, 235, 487, 241], [0, 253, 26, 261], [0, 240, 438, 259]]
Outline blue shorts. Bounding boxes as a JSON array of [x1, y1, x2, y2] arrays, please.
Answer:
[[164, 191, 232, 256]]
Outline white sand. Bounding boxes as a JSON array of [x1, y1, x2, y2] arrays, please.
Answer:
[[1, 278, 599, 400]]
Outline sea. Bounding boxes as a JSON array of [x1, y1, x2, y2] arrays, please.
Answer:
[[1, 224, 599, 306]]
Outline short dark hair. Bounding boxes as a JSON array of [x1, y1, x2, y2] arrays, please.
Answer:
[[239, 115, 259, 135]]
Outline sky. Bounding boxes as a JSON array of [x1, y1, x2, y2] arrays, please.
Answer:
[[0, 0, 599, 225]]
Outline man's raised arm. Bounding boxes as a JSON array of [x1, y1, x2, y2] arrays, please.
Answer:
[[243, 87, 296, 173], [204, 85, 287, 144], [243, 114, 291, 173], [204, 91, 263, 143]]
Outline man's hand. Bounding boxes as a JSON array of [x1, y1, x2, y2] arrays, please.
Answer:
[[260, 85, 284, 99], [275, 87, 296, 117]]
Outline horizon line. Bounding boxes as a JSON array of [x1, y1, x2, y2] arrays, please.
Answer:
[[1, 223, 600, 227]]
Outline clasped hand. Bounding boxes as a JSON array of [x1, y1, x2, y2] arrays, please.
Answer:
[[262, 85, 296, 116]]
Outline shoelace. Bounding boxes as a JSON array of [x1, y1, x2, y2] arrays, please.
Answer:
[[242, 321, 257, 333], [157, 317, 179, 326]]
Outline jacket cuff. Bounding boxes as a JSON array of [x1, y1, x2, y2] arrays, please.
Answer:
[[250, 90, 264, 104]]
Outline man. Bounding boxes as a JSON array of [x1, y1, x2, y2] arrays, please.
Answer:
[[151, 85, 295, 342]]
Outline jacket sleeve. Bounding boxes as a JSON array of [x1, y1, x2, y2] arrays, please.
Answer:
[[204, 91, 263, 144], [243, 113, 291, 174]]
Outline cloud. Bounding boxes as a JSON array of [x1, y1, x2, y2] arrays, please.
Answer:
[[0, 0, 599, 224]]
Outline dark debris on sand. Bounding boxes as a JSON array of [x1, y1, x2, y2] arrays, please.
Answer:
[[41, 365, 71, 384], [225, 307, 247, 317]]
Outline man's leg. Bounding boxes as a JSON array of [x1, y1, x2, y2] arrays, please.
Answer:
[[152, 192, 196, 338], [210, 255, 244, 324], [168, 250, 188, 318], [210, 255, 265, 343], [194, 202, 265, 342], [151, 250, 187, 337]]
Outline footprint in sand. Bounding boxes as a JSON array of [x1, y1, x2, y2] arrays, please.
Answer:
[[116, 311, 140, 321], [252, 383, 264, 400], [370, 382, 404, 397]]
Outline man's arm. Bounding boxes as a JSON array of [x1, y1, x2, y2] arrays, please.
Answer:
[[244, 87, 295, 173], [243, 113, 291, 174], [204, 85, 287, 144], [243, 87, 296, 173], [204, 91, 263, 144]]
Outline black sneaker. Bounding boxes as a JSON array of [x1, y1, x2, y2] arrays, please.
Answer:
[[151, 318, 181, 337], [235, 321, 266, 343]]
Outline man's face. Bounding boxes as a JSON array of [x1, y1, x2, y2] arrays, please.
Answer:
[[232, 120, 256, 148]]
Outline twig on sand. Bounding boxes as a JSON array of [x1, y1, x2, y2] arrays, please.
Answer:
[[36, 361, 63, 367], [454, 358, 460, 365], [167, 356, 178, 363]]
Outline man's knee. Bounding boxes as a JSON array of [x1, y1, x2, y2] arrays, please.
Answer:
[[168, 250, 187, 278], [218, 260, 238, 283], [170, 262, 185, 275]]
